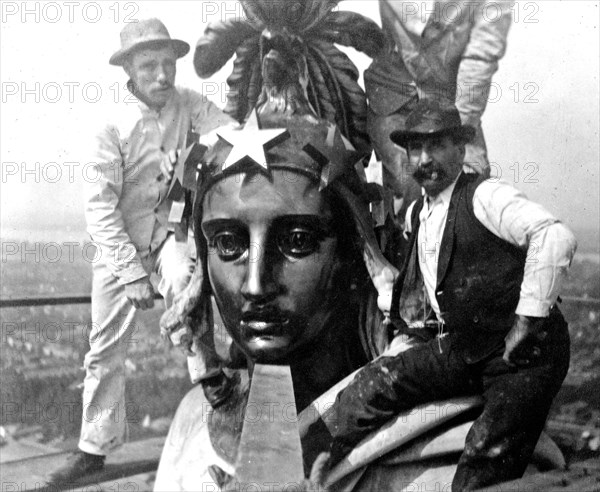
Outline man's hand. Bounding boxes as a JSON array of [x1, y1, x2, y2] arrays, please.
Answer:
[[503, 314, 548, 367], [124, 276, 155, 310], [160, 149, 178, 183]]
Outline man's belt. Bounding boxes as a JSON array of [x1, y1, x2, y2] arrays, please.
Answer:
[[408, 319, 448, 353], [407, 320, 444, 330]]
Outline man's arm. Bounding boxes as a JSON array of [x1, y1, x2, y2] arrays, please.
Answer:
[[472, 179, 577, 363], [85, 125, 154, 306], [158, 91, 236, 337], [456, 0, 512, 173], [188, 89, 238, 144]]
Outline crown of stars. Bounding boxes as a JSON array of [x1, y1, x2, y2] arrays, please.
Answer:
[[217, 110, 290, 171], [302, 124, 363, 190]]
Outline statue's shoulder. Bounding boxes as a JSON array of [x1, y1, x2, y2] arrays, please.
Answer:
[[154, 371, 249, 491], [169, 384, 211, 440]]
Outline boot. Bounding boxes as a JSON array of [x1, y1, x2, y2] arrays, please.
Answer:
[[46, 450, 105, 485]]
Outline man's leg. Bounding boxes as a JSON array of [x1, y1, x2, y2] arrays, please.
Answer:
[[327, 336, 476, 465], [154, 234, 223, 384], [49, 260, 139, 483], [79, 260, 139, 455], [453, 321, 570, 491]]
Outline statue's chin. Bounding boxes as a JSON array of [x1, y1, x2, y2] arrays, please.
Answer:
[[243, 335, 295, 364]]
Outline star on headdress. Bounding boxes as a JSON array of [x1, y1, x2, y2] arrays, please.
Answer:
[[217, 110, 290, 171], [367, 184, 395, 228], [167, 141, 207, 201], [303, 124, 363, 190], [167, 128, 208, 240]]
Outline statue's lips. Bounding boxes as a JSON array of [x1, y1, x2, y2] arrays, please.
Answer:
[[240, 313, 290, 336]]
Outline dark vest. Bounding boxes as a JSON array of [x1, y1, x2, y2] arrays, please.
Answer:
[[392, 173, 527, 363]]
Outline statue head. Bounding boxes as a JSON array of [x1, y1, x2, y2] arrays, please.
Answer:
[[201, 169, 356, 362], [190, 0, 395, 366], [194, 114, 393, 364]]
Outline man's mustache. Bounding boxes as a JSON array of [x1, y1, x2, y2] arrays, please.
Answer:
[[412, 165, 445, 181]]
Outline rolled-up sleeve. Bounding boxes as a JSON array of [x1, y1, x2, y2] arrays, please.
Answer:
[[456, 0, 512, 127], [473, 180, 577, 318], [84, 126, 147, 284], [189, 91, 237, 147], [457, 1, 512, 172]]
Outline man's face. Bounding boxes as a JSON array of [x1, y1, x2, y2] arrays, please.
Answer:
[[406, 134, 465, 197], [201, 170, 344, 363], [126, 46, 176, 110]]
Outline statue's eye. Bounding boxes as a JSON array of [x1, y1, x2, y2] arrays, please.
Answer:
[[277, 228, 319, 258], [210, 232, 248, 261]]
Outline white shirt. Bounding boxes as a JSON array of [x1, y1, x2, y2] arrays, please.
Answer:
[[85, 86, 234, 284], [406, 176, 578, 320]]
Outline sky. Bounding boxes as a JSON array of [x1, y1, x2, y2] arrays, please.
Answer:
[[1, 1, 599, 246]]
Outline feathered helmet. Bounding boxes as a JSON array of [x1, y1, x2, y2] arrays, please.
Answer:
[[192, 0, 398, 356]]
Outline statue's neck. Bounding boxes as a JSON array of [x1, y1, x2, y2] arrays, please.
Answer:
[[289, 311, 367, 412]]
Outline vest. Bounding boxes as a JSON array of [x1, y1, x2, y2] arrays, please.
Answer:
[[392, 173, 527, 363]]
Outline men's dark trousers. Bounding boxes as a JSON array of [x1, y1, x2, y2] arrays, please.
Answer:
[[329, 320, 570, 491]]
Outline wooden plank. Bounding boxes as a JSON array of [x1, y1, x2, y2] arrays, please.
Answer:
[[0, 437, 164, 492], [234, 364, 304, 491], [71, 472, 156, 492]]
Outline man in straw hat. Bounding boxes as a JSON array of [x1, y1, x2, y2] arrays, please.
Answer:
[[325, 99, 577, 490], [48, 18, 235, 484]]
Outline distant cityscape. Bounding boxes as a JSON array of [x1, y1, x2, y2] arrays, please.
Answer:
[[1, 237, 598, 461]]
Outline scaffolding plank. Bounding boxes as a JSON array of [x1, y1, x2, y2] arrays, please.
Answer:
[[0, 437, 164, 492]]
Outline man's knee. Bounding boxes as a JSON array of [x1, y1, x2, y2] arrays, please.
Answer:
[[83, 350, 127, 375], [84, 326, 135, 368]]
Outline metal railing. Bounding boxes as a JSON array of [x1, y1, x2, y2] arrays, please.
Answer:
[[1, 294, 598, 309], [0, 293, 164, 308]]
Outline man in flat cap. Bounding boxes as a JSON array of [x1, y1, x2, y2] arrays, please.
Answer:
[[325, 100, 577, 490], [48, 18, 235, 483]]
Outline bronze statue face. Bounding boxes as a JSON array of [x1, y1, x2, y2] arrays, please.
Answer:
[[201, 169, 345, 363]]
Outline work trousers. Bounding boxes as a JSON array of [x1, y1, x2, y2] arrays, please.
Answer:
[[329, 319, 570, 491], [79, 233, 221, 456]]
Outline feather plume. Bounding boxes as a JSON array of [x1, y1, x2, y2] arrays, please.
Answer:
[[194, 19, 258, 78], [193, 0, 383, 151]]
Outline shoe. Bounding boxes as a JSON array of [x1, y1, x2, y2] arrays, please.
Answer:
[[201, 371, 240, 408], [46, 450, 105, 485]]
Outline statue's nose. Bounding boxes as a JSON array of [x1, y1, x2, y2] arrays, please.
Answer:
[[241, 238, 279, 304]]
